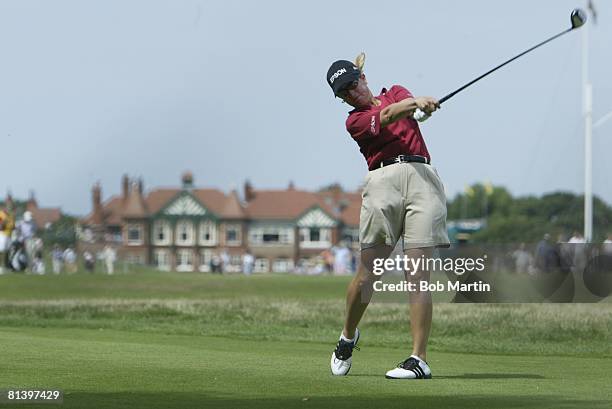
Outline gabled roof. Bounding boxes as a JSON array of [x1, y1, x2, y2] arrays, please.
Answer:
[[83, 187, 247, 225], [221, 190, 246, 219], [245, 189, 335, 220], [150, 188, 245, 219], [144, 189, 180, 215], [122, 186, 148, 218], [296, 205, 338, 227], [192, 189, 239, 217], [81, 176, 360, 227]]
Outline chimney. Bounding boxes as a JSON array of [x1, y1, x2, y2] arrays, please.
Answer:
[[288, 181, 295, 190], [129, 180, 142, 202], [122, 174, 129, 200], [5, 191, 14, 211], [181, 171, 194, 190], [331, 183, 342, 203], [244, 180, 255, 202], [92, 183, 103, 225], [137, 177, 144, 195], [27, 190, 37, 209]]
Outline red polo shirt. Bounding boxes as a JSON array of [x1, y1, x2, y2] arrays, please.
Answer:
[[346, 85, 430, 170]]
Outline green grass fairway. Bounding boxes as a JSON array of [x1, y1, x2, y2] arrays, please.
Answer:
[[1, 273, 611, 408]]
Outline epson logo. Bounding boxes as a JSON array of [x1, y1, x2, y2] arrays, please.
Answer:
[[329, 68, 346, 84]]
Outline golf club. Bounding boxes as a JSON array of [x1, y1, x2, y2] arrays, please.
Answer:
[[413, 8, 587, 122]]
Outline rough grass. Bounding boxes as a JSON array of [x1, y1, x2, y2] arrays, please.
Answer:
[[1, 297, 610, 357]]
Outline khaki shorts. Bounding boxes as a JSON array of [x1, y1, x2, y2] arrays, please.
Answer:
[[359, 162, 450, 250]]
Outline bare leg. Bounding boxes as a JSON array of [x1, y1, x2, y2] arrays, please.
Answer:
[[404, 247, 434, 361], [342, 244, 393, 339]]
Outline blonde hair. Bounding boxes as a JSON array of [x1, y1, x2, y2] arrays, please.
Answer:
[[354, 52, 366, 73]]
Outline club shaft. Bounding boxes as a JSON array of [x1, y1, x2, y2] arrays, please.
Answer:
[[439, 27, 573, 104]]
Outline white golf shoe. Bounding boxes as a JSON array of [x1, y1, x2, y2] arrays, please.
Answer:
[[385, 355, 432, 379], [330, 328, 360, 376]]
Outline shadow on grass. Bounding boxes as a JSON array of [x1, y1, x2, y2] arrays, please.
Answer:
[[15, 393, 609, 409], [436, 373, 545, 379], [349, 373, 545, 380]]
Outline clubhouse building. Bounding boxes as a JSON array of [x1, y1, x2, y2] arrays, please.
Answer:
[[78, 172, 361, 272]]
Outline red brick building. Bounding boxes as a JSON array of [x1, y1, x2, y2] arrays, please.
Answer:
[[78, 173, 361, 272], [25, 193, 62, 230]]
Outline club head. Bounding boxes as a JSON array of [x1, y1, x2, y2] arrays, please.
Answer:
[[570, 8, 587, 29]]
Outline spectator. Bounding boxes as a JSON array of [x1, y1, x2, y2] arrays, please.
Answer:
[[84, 251, 95, 273], [210, 254, 222, 274], [220, 248, 230, 273], [51, 245, 63, 274], [63, 247, 77, 273], [103, 245, 116, 275], [15, 211, 36, 267], [535, 234, 556, 273], [242, 249, 255, 276], [31, 249, 45, 275], [31, 237, 44, 273], [332, 242, 351, 275], [511, 243, 532, 274], [312, 256, 326, 275], [321, 248, 334, 274], [0, 207, 14, 274], [568, 231, 587, 274]]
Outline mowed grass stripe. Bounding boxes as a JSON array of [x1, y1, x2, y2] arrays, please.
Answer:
[[0, 327, 611, 409]]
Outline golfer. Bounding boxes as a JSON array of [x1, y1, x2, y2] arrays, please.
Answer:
[[326, 55, 450, 379]]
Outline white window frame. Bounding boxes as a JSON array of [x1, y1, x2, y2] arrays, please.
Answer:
[[199, 249, 213, 272], [230, 255, 242, 266], [342, 228, 360, 247], [154, 249, 170, 271], [299, 227, 331, 249], [126, 224, 143, 246], [176, 249, 194, 272], [199, 220, 218, 246], [221, 255, 242, 273], [152, 220, 171, 246], [175, 220, 195, 246], [272, 258, 294, 273], [249, 226, 293, 246], [254, 258, 269, 273], [225, 224, 242, 246]]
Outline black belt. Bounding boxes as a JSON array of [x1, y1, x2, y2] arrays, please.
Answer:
[[379, 155, 430, 168]]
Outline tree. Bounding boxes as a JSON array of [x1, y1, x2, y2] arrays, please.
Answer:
[[447, 184, 612, 243], [40, 215, 77, 248]]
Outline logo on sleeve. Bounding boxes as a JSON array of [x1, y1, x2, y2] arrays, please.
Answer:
[[370, 115, 376, 133]]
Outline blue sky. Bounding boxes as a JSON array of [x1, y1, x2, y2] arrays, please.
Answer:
[[1, 0, 611, 215]]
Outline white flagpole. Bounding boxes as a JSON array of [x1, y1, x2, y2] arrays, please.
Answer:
[[583, 5, 593, 243]]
